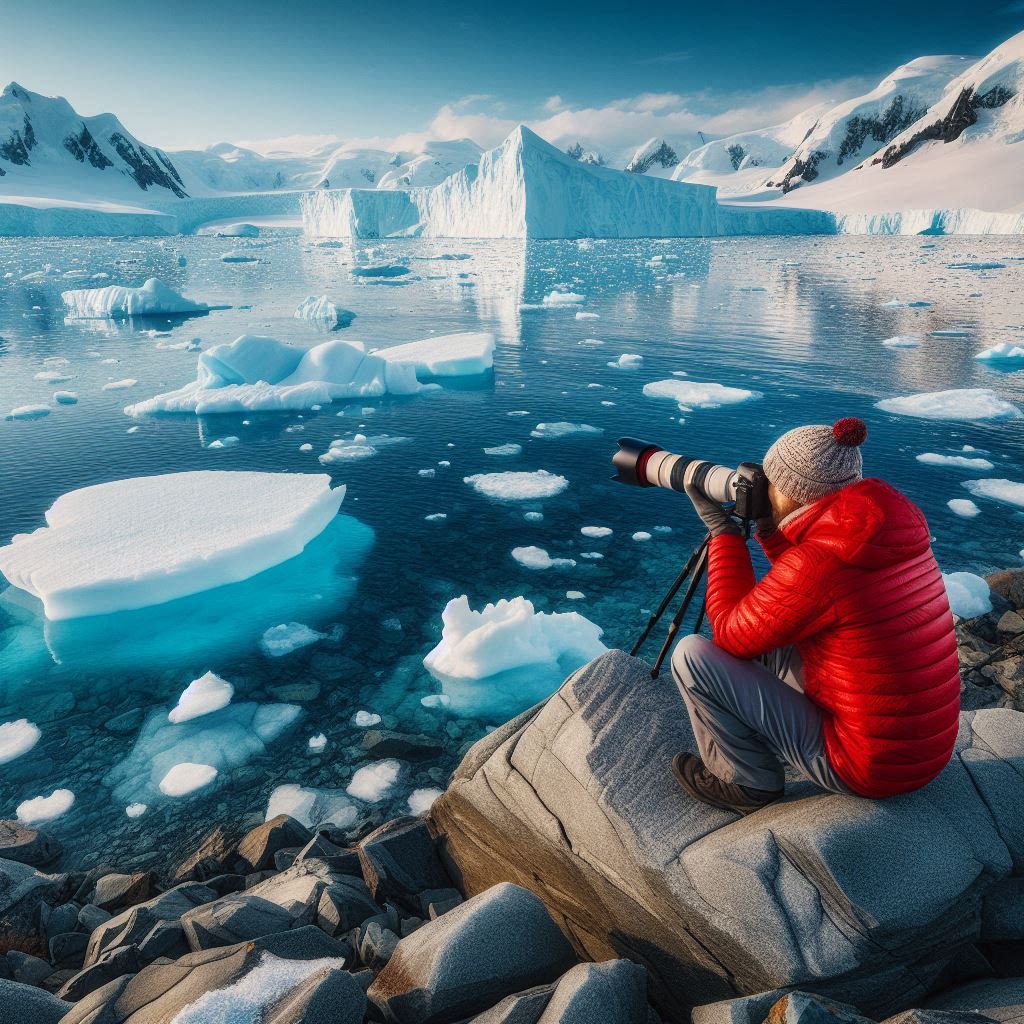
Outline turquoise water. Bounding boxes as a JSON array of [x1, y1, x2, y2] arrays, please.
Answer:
[[1, 234, 1022, 870]]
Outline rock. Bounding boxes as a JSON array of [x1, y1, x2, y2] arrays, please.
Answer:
[[264, 964, 367, 1024], [236, 815, 313, 873], [692, 989, 792, 1024], [924, 978, 1024, 1022], [61, 927, 347, 1024], [981, 877, 1024, 941], [180, 893, 295, 950], [84, 881, 218, 967], [103, 708, 143, 734], [43, 901, 81, 942], [295, 832, 362, 874], [57, 943, 141, 1001], [996, 611, 1024, 636], [0, 978, 68, 1024], [884, 1011, 1001, 1024], [986, 569, 1024, 610], [536, 960, 648, 1023], [49, 931, 89, 970], [0, 822, 61, 867], [0, 858, 73, 939], [418, 887, 462, 919], [361, 730, 445, 759], [268, 680, 322, 702], [471, 984, 556, 1023], [368, 882, 576, 1023], [315, 876, 381, 936], [358, 817, 453, 913], [91, 872, 156, 913], [274, 847, 303, 872], [429, 649, 1024, 1023], [358, 920, 400, 970], [171, 823, 243, 883], [8, 950, 55, 986], [766, 993, 876, 1024]]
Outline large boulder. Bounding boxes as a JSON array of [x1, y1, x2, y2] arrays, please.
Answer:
[[430, 650, 1024, 1024], [0, 822, 61, 868], [264, 964, 368, 1023], [0, 978, 68, 1024], [924, 978, 1024, 1022], [368, 882, 577, 1023], [0, 858, 72, 942]]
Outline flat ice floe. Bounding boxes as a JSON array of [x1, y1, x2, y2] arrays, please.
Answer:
[[942, 572, 992, 619], [422, 595, 607, 717], [643, 379, 762, 411], [464, 469, 569, 501], [962, 478, 1024, 509], [542, 290, 585, 304], [293, 295, 355, 328], [168, 671, 234, 724], [17, 789, 75, 825], [319, 433, 411, 464], [62, 277, 213, 319], [976, 342, 1024, 363], [5, 404, 50, 420], [0, 719, 41, 763], [159, 762, 218, 797], [124, 332, 493, 415], [0, 471, 344, 619], [948, 498, 981, 518], [916, 453, 995, 470], [511, 546, 576, 569], [875, 389, 1022, 421], [260, 622, 324, 657], [266, 784, 356, 829], [882, 335, 921, 348], [408, 788, 443, 815], [484, 443, 522, 456], [529, 422, 602, 439], [347, 760, 401, 802]]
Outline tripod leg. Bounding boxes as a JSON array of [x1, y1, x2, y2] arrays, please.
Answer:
[[650, 544, 709, 678], [630, 533, 709, 657]]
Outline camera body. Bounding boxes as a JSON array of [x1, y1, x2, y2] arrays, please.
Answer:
[[612, 438, 771, 523]]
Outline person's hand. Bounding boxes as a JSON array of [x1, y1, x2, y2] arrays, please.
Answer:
[[684, 480, 741, 538], [755, 514, 776, 538]]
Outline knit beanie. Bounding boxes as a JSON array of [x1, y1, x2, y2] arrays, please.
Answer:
[[762, 417, 867, 505]]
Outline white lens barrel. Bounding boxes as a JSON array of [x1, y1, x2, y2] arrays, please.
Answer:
[[698, 464, 738, 503], [643, 450, 683, 489]]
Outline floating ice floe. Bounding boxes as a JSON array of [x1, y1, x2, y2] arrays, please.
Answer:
[[294, 295, 355, 328], [5, 404, 50, 421], [308, 733, 327, 752], [882, 299, 931, 308], [942, 572, 992, 619], [124, 332, 492, 416], [352, 264, 409, 278], [62, 277, 214, 319], [260, 622, 324, 657], [126, 803, 147, 818], [543, 290, 585, 305], [607, 354, 644, 369], [511, 546, 576, 570], [948, 499, 981, 518], [207, 436, 240, 449], [875, 389, 1021, 421], [581, 526, 612, 538], [347, 760, 401, 802], [35, 370, 73, 383], [882, 335, 921, 348], [566, 591, 585, 600], [484, 443, 522, 456], [221, 251, 258, 263], [0, 471, 344, 620], [464, 469, 569, 501], [576, 311, 600, 320], [319, 433, 411, 464], [159, 762, 218, 797], [948, 261, 1005, 270], [408, 788, 443, 815], [929, 329, 972, 338], [53, 391, 78, 405], [643, 379, 762, 411], [916, 453, 995, 471], [529, 422, 603, 439], [633, 531, 652, 541], [422, 594, 607, 717], [0, 719, 41, 764], [962, 478, 1024, 509], [425, 512, 447, 522], [266, 783, 357, 829], [168, 671, 235, 724], [102, 379, 137, 390], [352, 710, 381, 727], [17, 789, 75, 825], [976, 342, 1024, 363]]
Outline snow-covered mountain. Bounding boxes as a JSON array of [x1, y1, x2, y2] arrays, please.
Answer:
[[625, 138, 681, 177], [313, 138, 483, 191]]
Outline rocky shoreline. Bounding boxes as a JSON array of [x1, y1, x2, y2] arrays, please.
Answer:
[[2, 568, 1022, 1023]]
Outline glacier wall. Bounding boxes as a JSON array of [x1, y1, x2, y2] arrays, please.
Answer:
[[835, 207, 1024, 234]]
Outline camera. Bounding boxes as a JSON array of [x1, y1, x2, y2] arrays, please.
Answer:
[[612, 437, 771, 523]]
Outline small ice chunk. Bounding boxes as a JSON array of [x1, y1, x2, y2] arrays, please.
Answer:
[[294, 295, 355, 328], [530, 422, 603, 439], [962, 478, 1024, 509], [319, 434, 410, 463], [425, 513, 447, 522], [882, 299, 931, 308], [632, 531, 652, 541], [916, 453, 995, 471], [929, 329, 972, 338], [35, 370, 73, 383], [102, 379, 137, 390], [207, 436, 240, 449], [308, 733, 327, 752], [62, 277, 212, 319], [17, 789, 75, 825], [566, 591, 585, 600], [607, 354, 644, 369], [353, 710, 381, 727], [947, 499, 980, 518], [347, 759, 401, 802], [168, 671, 234, 724], [464, 470, 569, 501], [484, 443, 522, 456], [5, 405, 50, 421], [579, 551, 604, 559], [976, 342, 1024, 363], [159, 762, 218, 796], [420, 694, 451, 709], [524, 511, 544, 522], [260, 622, 324, 657], [408, 787, 443, 815], [643, 379, 762, 411], [352, 264, 409, 278], [265, 784, 357, 829], [221, 251, 259, 263], [512, 546, 576, 570], [418, 468, 436, 478], [299, 443, 313, 452], [575, 311, 600, 320], [882, 335, 921, 348], [581, 526, 612, 538], [942, 572, 992, 619], [0, 719, 41, 764], [543, 290, 585, 305], [53, 391, 78, 405], [876, 389, 1021, 421], [125, 803, 147, 818]]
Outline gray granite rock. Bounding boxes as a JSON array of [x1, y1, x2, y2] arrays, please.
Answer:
[[60, 927, 346, 1024], [236, 815, 313, 873], [0, 822, 61, 867], [315, 876, 381, 936], [358, 816, 453, 913], [925, 978, 1024, 1022], [43, 901, 81, 942], [537, 960, 648, 1023], [430, 650, 1024, 1024], [181, 893, 295, 950], [0, 857, 72, 938], [84, 881, 218, 966], [884, 1010, 1001, 1024], [57, 944, 141, 1001], [0, 978, 68, 1024], [8, 950, 55, 986], [90, 873, 155, 913], [765, 992, 876, 1024], [357, 920, 400, 970], [170, 823, 243, 884], [78, 904, 112, 933], [470, 984, 556, 1024], [264, 964, 367, 1024], [49, 931, 89, 969], [368, 882, 577, 1023]]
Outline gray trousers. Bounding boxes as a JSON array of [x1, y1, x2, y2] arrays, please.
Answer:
[[671, 634, 853, 794]]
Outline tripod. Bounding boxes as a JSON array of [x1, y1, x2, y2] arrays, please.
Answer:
[[632, 519, 751, 679]]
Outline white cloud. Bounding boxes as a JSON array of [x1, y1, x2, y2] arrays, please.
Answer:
[[232, 132, 342, 156]]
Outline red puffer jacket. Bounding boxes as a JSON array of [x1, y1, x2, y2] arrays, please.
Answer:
[[704, 477, 960, 797]]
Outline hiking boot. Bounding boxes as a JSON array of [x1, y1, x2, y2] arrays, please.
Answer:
[[672, 752, 782, 815]]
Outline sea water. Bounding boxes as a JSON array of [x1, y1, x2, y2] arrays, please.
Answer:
[[1, 234, 1022, 869]]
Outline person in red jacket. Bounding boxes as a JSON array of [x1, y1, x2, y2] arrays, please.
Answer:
[[671, 417, 961, 814]]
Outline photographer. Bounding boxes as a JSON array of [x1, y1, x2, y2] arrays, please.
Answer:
[[671, 417, 961, 814]]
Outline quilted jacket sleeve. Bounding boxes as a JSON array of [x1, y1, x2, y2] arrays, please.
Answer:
[[757, 528, 792, 564], [704, 533, 839, 659]]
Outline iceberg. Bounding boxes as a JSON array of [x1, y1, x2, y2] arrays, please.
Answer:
[[643, 378, 762, 410], [423, 595, 608, 718], [529, 422, 602, 439], [16, 789, 75, 825], [347, 760, 402, 802], [293, 295, 356, 328], [464, 469, 569, 501], [168, 671, 234, 724], [876, 389, 1022, 421], [125, 332, 491, 415], [511, 546, 576, 570], [4, 404, 49, 421], [0, 719, 41, 763], [976, 342, 1024, 363], [0, 471, 344, 620], [266, 784, 357, 829], [963, 478, 1024, 509], [62, 277, 214, 319], [942, 572, 992, 619]]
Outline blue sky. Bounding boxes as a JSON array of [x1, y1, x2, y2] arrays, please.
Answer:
[[2, 0, 1020, 153]]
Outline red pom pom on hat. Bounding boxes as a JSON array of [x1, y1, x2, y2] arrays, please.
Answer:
[[832, 417, 867, 447]]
